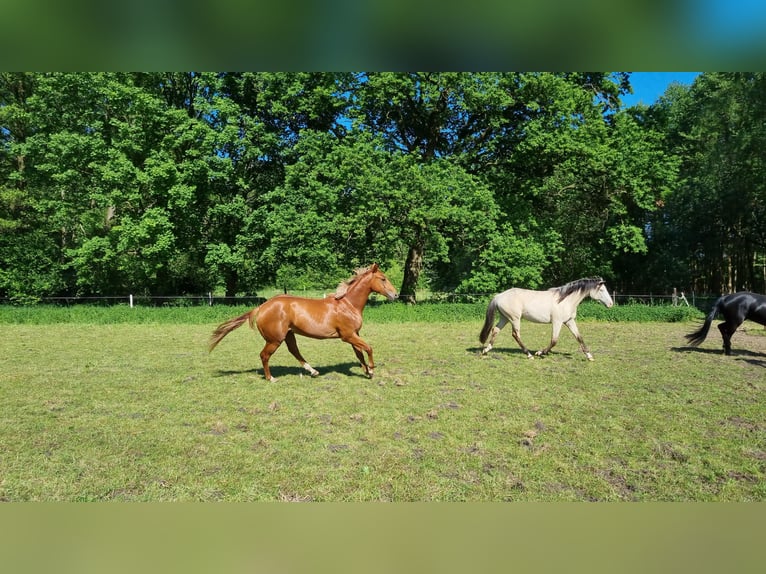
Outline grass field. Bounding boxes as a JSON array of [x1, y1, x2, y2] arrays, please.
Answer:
[[1, 305, 765, 501]]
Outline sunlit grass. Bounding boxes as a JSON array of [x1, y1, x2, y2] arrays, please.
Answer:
[[1, 315, 764, 501]]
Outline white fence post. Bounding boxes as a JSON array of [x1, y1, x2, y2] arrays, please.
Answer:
[[129, 294, 134, 308]]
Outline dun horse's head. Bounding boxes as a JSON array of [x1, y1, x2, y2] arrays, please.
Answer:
[[591, 279, 614, 308], [369, 264, 398, 301]]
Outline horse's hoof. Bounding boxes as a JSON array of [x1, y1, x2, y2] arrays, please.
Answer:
[[526, 354, 535, 360], [586, 353, 594, 361], [267, 376, 278, 382]]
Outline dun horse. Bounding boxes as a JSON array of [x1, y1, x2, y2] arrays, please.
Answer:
[[479, 277, 613, 360], [209, 264, 398, 381], [685, 292, 766, 355]]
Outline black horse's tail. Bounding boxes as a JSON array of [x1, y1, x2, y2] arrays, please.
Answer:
[[479, 297, 498, 344], [685, 296, 724, 346]]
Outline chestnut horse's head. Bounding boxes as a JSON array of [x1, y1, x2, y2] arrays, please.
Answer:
[[334, 264, 398, 301], [368, 263, 398, 301]]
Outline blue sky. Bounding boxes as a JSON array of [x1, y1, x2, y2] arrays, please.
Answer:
[[693, 0, 766, 45], [622, 72, 700, 107]]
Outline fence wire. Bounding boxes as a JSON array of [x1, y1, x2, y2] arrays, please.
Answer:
[[0, 290, 721, 310]]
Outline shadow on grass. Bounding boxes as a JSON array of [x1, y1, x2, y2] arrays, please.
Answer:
[[214, 361, 367, 380], [673, 345, 766, 366], [467, 346, 575, 359]]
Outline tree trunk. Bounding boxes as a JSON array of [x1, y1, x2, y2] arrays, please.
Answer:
[[399, 242, 424, 304], [225, 270, 238, 298]]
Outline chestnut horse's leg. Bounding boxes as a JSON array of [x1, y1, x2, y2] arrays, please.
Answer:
[[259, 340, 282, 382], [284, 331, 320, 377], [341, 331, 374, 377]]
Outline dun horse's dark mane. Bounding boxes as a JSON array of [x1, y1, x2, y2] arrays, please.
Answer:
[[334, 266, 373, 299], [551, 277, 604, 302]]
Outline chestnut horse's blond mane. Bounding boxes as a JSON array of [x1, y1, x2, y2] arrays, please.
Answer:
[[334, 266, 372, 299]]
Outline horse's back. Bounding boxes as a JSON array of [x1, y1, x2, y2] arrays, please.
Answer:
[[257, 293, 359, 338], [719, 292, 766, 326], [495, 287, 555, 323], [742, 292, 766, 325]]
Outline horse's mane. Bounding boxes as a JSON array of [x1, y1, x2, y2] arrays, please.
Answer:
[[334, 266, 372, 299], [551, 277, 604, 302]]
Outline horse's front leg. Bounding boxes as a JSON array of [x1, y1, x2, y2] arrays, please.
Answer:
[[510, 319, 534, 359], [343, 332, 374, 377], [565, 319, 594, 361], [536, 321, 563, 357]]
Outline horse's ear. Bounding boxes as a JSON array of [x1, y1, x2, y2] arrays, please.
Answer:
[[370, 263, 379, 272]]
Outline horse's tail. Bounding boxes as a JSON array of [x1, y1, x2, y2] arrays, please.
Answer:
[[685, 296, 724, 346], [208, 307, 259, 352], [479, 297, 498, 344]]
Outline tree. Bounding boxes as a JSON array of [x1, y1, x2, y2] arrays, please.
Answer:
[[204, 73, 355, 295], [463, 72, 673, 290], [1, 73, 229, 298], [647, 73, 766, 293], [260, 129, 498, 301]]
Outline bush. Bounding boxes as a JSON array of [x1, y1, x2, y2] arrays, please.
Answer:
[[0, 301, 705, 325]]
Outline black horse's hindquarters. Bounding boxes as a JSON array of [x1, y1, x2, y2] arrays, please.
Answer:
[[686, 292, 766, 354]]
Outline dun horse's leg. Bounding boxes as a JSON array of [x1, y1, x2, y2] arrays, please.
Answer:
[[260, 341, 282, 382], [564, 319, 594, 361], [536, 321, 563, 357], [284, 331, 320, 376], [481, 316, 508, 355], [510, 319, 534, 359]]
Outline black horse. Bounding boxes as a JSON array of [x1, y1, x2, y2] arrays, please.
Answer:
[[686, 292, 766, 355]]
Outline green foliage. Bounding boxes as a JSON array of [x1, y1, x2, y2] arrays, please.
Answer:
[[458, 223, 562, 293], [0, 302, 703, 325], [5, 72, 762, 300], [641, 73, 766, 293], [577, 301, 702, 322]]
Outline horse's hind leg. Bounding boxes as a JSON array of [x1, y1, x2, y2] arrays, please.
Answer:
[[718, 321, 741, 355], [481, 316, 508, 355], [260, 340, 282, 382], [284, 331, 320, 376]]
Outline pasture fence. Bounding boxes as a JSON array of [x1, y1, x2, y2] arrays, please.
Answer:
[[0, 288, 721, 312]]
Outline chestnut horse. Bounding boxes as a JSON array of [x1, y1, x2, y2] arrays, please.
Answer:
[[209, 264, 398, 381], [685, 291, 766, 355], [479, 277, 613, 361]]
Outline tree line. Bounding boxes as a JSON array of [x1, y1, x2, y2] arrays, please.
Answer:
[[1, 72, 764, 303]]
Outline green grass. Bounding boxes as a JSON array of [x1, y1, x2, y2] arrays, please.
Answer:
[[2, 305, 765, 501]]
